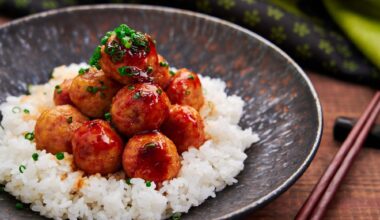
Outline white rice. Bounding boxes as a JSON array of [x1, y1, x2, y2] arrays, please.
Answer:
[[0, 64, 259, 220]]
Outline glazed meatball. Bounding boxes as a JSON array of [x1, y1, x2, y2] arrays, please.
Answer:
[[122, 132, 180, 183], [166, 68, 204, 111], [152, 54, 171, 89], [161, 105, 206, 153], [53, 79, 73, 106], [35, 105, 88, 154], [99, 33, 159, 85], [69, 67, 121, 118], [111, 83, 170, 136], [72, 119, 124, 175]]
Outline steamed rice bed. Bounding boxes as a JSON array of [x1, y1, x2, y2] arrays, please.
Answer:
[[0, 64, 259, 220]]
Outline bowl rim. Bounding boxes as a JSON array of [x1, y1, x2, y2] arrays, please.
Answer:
[[0, 4, 323, 219]]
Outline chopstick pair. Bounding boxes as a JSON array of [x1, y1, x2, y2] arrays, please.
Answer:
[[296, 91, 380, 220]]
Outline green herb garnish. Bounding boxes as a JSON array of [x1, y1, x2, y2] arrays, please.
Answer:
[[156, 89, 162, 95], [147, 66, 153, 73], [19, 165, 26, 173], [78, 68, 89, 75], [128, 85, 135, 90], [23, 109, 30, 114], [146, 181, 152, 187], [55, 85, 62, 94], [144, 142, 157, 149], [185, 90, 191, 96], [133, 92, 141, 99], [169, 70, 176, 76], [118, 66, 134, 77], [86, 86, 99, 94], [15, 202, 24, 210], [56, 152, 64, 160], [188, 75, 194, 80], [126, 178, 132, 185], [89, 46, 102, 69], [32, 153, 39, 161], [171, 212, 181, 220], [66, 116, 73, 124], [104, 112, 112, 122], [24, 132, 34, 141], [159, 61, 169, 67]]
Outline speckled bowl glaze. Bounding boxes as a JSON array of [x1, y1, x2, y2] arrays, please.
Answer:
[[0, 5, 322, 220]]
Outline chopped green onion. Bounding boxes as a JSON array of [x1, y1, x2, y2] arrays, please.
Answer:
[[121, 36, 132, 49], [185, 90, 191, 96], [146, 181, 152, 187], [104, 112, 112, 122], [24, 132, 34, 141], [55, 85, 62, 94], [32, 153, 39, 161], [56, 152, 64, 160], [12, 106, 21, 113], [128, 85, 135, 90], [89, 46, 102, 69], [147, 66, 153, 73], [156, 89, 162, 95], [118, 66, 134, 77], [86, 86, 99, 94], [169, 70, 176, 76], [188, 75, 195, 80], [66, 116, 73, 124], [19, 165, 26, 173], [126, 178, 132, 185], [171, 212, 181, 220], [15, 202, 24, 210], [159, 61, 169, 67], [78, 68, 89, 75], [133, 92, 141, 99], [23, 109, 30, 114], [100, 92, 106, 99]]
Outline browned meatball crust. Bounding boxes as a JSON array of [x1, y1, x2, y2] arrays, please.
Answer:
[[166, 68, 204, 111], [161, 105, 206, 153], [35, 105, 88, 154], [53, 79, 73, 106], [72, 119, 124, 175], [122, 132, 180, 183], [110, 83, 170, 136], [69, 67, 121, 118]]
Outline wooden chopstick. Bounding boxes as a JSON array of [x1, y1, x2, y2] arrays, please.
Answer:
[[296, 91, 380, 220]]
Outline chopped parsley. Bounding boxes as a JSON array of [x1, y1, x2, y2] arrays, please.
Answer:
[[55, 85, 62, 94], [12, 106, 21, 113], [56, 152, 64, 160], [24, 132, 34, 141], [32, 153, 39, 161], [78, 68, 89, 75], [23, 109, 30, 114], [104, 112, 112, 122], [66, 116, 73, 124], [159, 61, 169, 67], [19, 165, 26, 173]]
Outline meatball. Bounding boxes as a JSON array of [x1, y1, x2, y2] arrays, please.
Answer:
[[122, 132, 180, 183], [99, 33, 159, 85], [111, 83, 170, 136], [53, 79, 73, 106], [69, 67, 121, 118], [166, 68, 204, 111], [151, 54, 171, 89], [35, 105, 88, 154], [161, 105, 206, 153], [72, 119, 124, 175]]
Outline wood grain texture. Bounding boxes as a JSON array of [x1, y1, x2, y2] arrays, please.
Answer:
[[248, 72, 379, 219], [0, 16, 378, 219]]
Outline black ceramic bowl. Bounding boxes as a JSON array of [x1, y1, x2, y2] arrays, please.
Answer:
[[0, 5, 322, 220]]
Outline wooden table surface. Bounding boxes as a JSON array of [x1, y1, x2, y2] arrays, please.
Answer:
[[1, 17, 379, 219]]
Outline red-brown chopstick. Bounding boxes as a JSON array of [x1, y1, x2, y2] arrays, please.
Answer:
[[296, 91, 380, 220]]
